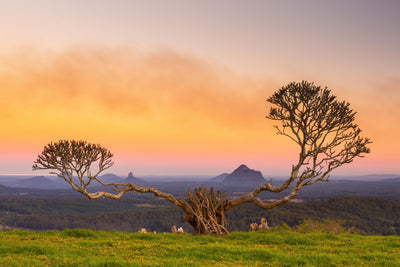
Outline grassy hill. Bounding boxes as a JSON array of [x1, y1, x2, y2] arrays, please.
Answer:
[[0, 229, 399, 266]]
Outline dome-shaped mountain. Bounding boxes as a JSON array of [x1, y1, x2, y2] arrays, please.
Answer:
[[14, 176, 57, 189], [222, 164, 266, 184], [99, 173, 123, 183]]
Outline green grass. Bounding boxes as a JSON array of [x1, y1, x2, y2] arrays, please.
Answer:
[[0, 229, 399, 266]]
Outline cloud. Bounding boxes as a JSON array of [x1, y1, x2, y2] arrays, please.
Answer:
[[0, 47, 275, 126], [0, 46, 283, 158], [0, 46, 398, 175]]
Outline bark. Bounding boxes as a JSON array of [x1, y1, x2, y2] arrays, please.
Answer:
[[184, 187, 229, 236]]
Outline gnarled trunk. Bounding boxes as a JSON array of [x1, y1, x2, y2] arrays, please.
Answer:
[[183, 186, 229, 236]]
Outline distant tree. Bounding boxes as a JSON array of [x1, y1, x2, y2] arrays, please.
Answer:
[[33, 81, 371, 236], [32, 140, 114, 195]]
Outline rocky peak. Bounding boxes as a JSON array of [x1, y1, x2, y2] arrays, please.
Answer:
[[237, 164, 250, 171], [223, 164, 266, 184], [124, 171, 145, 185]]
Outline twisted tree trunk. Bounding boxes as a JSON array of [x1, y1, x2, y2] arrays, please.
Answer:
[[183, 187, 229, 236]]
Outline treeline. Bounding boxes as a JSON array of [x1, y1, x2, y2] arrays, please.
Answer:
[[0, 195, 169, 215], [5, 208, 187, 233], [226, 196, 400, 235], [0, 196, 399, 235]]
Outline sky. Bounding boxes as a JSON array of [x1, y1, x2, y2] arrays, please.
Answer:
[[0, 0, 399, 177]]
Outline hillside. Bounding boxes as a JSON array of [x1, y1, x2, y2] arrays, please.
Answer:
[[210, 173, 228, 182], [0, 229, 399, 266]]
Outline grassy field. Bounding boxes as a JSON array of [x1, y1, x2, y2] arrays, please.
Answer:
[[0, 229, 399, 266]]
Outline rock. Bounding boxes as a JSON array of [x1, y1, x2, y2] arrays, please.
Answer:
[[258, 218, 270, 231], [171, 225, 184, 234], [249, 223, 258, 232], [171, 225, 177, 233], [249, 218, 271, 232], [138, 228, 147, 233]]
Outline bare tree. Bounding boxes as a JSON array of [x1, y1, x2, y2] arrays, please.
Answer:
[[33, 81, 371, 236]]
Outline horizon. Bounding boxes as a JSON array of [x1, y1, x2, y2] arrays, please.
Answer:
[[1, 170, 399, 180], [1, 1, 399, 176]]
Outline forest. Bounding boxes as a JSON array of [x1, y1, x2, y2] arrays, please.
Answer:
[[1, 173, 400, 235], [1, 194, 399, 235]]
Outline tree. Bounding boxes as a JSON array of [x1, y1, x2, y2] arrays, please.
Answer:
[[32, 140, 114, 195], [33, 81, 371, 236]]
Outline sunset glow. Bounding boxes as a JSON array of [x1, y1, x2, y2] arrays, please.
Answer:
[[0, 1, 399, 177]]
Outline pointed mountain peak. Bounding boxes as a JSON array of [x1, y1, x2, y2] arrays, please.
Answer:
[[236, 164, 250, 171], [124, 171, 146, 185], [223, 164, 266, 184]]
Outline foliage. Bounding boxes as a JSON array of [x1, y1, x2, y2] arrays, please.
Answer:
[[266, 81, 371, 187], [0, 229, 399, 266], [33, 140, 114, 193]]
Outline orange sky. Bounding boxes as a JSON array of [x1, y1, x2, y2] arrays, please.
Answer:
[[0, 1, 399, 176]]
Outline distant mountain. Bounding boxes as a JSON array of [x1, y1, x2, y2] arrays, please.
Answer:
[[98, 173, 123, 183], [122, 172, 146, 185], [0, 172, 147, 190], [210, 173, 229, 183], [331, 174, 400, 181], [14, 176, 57, 189], [97, 172, 145, 185], [223, 164, 266, 185], [381, 177, 400, 182]]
